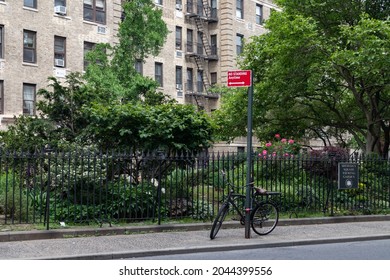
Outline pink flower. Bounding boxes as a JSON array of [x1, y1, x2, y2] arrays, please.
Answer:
[[262, 150, 268, 155], [272, 152, 277, 157], [288, 139, 294, 144], [284, 153, 290, 157], [281, 138, 287, 143], [266, 142, 272, 147], [275, 134, 280, 139]]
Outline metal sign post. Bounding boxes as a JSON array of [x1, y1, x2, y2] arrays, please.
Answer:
[[244, 71, 254, 239], [227, 69, 253, 239]]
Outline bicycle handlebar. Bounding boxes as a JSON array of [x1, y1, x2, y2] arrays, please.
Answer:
[[220, 169, 278, 195]]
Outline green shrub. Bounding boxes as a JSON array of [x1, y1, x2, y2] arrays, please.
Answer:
[[0, 172, 31, 222]]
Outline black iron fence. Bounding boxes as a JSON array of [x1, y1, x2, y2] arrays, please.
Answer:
[[0, 149, 389, 228]]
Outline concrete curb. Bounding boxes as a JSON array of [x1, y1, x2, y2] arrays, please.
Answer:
[[1, 214, 389, 243]]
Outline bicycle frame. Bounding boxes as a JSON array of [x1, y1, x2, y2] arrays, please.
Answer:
[[210, 170, 280, 239], [220, 171, 259, 222], [224, 190, 247, 224]]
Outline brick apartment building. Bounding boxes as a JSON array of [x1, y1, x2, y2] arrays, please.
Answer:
[[0, 0, 277, 143]]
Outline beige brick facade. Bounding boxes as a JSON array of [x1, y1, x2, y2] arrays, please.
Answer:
[[0, 0, 122, 127], [0, 0, 277, 131]]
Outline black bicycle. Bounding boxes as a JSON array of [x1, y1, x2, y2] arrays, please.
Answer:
[[210, 171, 280, 239]]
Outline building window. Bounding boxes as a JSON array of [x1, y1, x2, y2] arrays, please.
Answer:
[[176, 66, 183, 90], [256, 4, 263, 25], [186, 68, 193, 91], [84, 0, 106, 24], [197, 70, 203, 93], [197, 31, 203, 55], [155, 62, 163, 87], [236, 0, 243, 19], [0, 26, 3, 59], [210, 34, 217, 56], [175, 26, 182, 50], [23, 84, 36, 115], [54, 36, 66, 67], [211, 0, 217, 18], [196, 0, 203, 16], [236, 34, 244, 55], [83, 41, 95, 70], [24, 0, 37, 9], [175, 0, 182, 10], [0, 80, 3, 114], [54, 0, 67, 14], [23, 30, 37, 63], [186, 29, 193, 53], [155, 0, 162, 5], [210, 72, 217, 86], [135, 60, 143, 75], [55, 0, 66, 6]]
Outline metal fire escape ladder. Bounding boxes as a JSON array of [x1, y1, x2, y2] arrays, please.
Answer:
[[194, 55, 211, 92], [184, 1, 219, 109], [194, 17, 213, 59]]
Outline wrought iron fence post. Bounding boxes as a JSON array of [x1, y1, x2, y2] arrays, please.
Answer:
[[155, 150, 166, 225], [44, 148, 52, 230]]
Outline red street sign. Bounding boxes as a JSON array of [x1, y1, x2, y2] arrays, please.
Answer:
[[227, 70, 252, 87]]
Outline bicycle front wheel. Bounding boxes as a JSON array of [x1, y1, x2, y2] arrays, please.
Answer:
[[251, 202, 279, 235], [210, 203, 229, 239]]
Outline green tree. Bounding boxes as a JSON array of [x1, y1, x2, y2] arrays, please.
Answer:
[[213, 0, 390, 157], [85, 102, 214, 152], [84, 0, 169, 102]]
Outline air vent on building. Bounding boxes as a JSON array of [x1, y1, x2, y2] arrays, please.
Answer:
[[55, 59, 65, 67], [97, 26, 107, 34], [177, 91, 183, 98], [54, 6, 67, 15]]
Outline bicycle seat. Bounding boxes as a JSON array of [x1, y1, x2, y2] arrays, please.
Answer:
[[254, 187, 268, 195]]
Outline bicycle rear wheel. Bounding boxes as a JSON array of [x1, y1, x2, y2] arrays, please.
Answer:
[[210, 203, 229, 239], [251, 202, 279, 235]]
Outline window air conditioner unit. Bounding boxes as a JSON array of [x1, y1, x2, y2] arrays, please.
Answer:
[[97, 26, 107, 34], [176, 50, 183, 58], [55, 59, 65, 67], [176, 4, 182, 10], [54, 6, 67, 15], [176, 84, 183, 90]]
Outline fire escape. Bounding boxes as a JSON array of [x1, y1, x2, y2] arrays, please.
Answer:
[[185, 0, 219, 109]]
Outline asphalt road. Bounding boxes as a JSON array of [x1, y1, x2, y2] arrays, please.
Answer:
[[134, 239, 390, 260]]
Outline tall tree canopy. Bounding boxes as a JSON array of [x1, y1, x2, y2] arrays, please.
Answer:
[[213, 0, 390, 157]]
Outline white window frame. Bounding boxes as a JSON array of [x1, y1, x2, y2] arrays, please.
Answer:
[[236, 33, 244, 55], [236, 0, 243, 19], [24, 0, 37, 9], [256, 4, 263, 25], [23, 83, 36, 116], [23, 30, 37, 63], [54, 36, 66, 67], [0, 25, 3, 59], [155, 62, 163, 87]]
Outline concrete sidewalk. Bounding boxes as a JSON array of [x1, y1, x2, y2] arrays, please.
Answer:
[[0, 215, 389, 260]]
